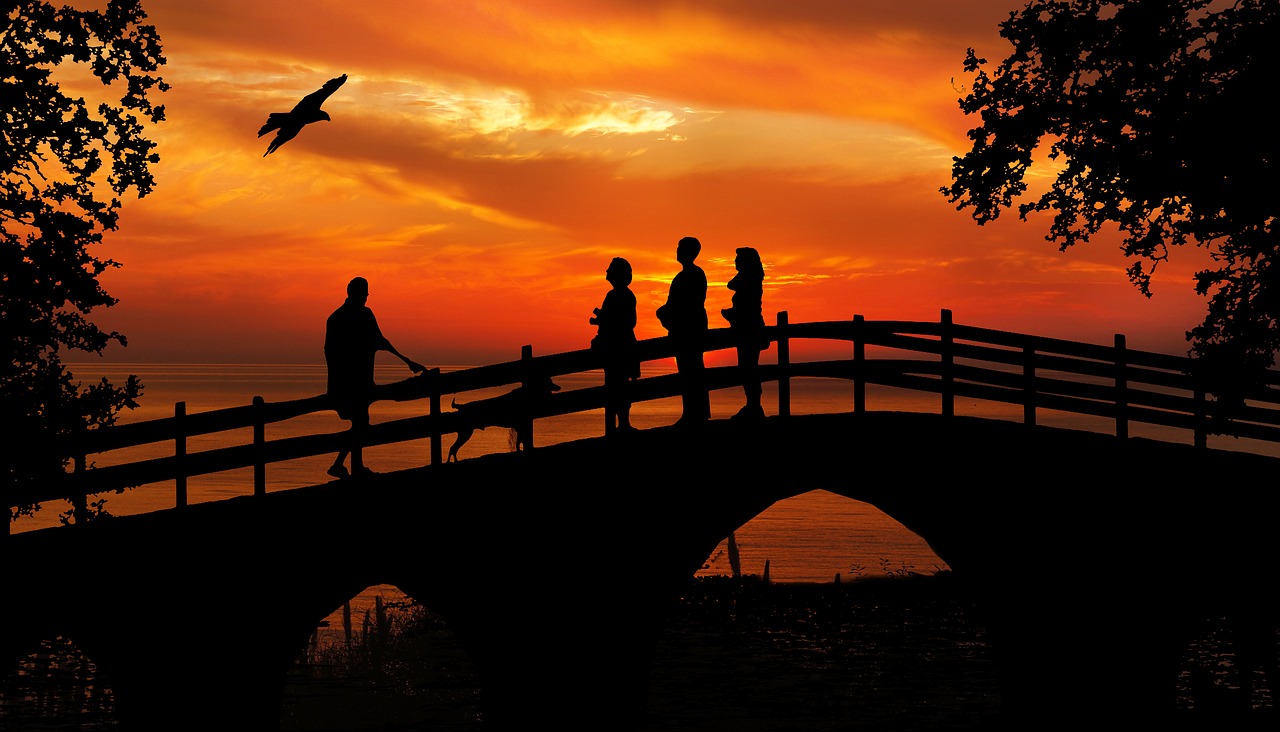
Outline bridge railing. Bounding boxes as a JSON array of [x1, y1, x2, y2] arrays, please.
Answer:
[[10, 308, 1280, 532]]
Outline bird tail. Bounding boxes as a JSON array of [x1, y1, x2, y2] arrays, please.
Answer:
[[258, 113, 288, 137]]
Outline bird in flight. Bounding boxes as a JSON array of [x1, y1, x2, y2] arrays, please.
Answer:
[[258, 73, 348, 156]]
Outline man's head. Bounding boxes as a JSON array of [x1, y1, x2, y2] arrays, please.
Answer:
[[677, 236, 701, 263], [347, 277, 369, 302]]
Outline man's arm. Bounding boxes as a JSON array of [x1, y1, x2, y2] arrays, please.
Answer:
[[369, 310, 425, 373], [385, 342, 426, 374]]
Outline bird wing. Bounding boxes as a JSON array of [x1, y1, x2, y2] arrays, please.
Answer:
[[263, 126, 300, 156], [292, 73, 348, 114], [258, 112, 290, 137]]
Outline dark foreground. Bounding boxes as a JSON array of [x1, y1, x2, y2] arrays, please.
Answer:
[[4, 572, 1276, 730], [279, 572, 1278, 732], [638, 573, 1003, 732], [277, 572, 1002, 732]]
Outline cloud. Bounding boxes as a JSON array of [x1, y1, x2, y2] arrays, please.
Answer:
[[80, 1, 1209, 364]]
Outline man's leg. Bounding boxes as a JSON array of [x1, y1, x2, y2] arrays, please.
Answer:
[[676, 348, 709, 423], [350, 407, 371, 474], [674, 351, 692, 421], [329, 421, 352, 478], [691, 353, 710, 420]]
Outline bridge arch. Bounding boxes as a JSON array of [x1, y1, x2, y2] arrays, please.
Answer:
[[696, 489, 951, 582], [279, 585, 483, 729]]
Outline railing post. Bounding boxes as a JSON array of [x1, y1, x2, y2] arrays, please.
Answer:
[[853, 314, 865, 414], [253, 396, 266, 496], [777, 311, 790, 418], [72, 454, 88, 525], [940, 309, 954, 417], [1023, 345, 1036, 426], [175, 401, 187, 508], [1114, 334, 1128, 440], [1194, 386, 1207, 449], [521, 345, 536, 450], [599, 340, 614, 437], [604, 357, 615, 436], [428, 368, 442, 466]]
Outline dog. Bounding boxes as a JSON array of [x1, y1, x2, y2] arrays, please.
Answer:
[[446, 374, 561, 461]]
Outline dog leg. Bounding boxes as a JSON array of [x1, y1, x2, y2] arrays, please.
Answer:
[[449, 426, 474, 462]]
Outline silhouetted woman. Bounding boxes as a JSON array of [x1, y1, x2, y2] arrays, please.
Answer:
[[591, 257, 639, 433], [722, 246, 767, 420]]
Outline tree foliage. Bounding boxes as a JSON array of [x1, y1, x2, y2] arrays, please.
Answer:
[[2, 0, 167, 522], [941, 0, 1278, 408]]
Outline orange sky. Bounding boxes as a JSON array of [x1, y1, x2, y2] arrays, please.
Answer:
[[75, 0, 1215, 366]]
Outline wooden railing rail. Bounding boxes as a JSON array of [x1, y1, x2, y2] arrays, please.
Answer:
[[11, 308, 1280, 532]]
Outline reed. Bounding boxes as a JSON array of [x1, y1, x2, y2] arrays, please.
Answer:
[[727, 530, 741, 578], [281, 596, 483, 730]]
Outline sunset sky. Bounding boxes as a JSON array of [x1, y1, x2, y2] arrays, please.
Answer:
[[76, 0, 1217, 367]]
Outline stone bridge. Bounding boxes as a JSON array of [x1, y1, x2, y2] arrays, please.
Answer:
[[7, 411, 1280, 730]]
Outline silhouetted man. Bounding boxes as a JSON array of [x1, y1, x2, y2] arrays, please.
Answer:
[[325, 276, 424, 479], [656, 236, 710, 425]]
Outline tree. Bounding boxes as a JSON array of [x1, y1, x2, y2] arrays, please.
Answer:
[[941, 0, 1278, 411], [2, 0, 168, 524]]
